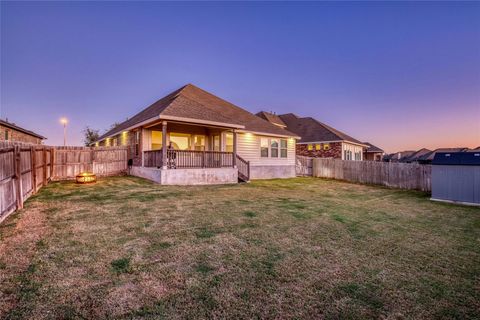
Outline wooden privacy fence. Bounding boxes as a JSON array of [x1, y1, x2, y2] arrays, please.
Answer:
[[53, 146, 128, 180], [0, 143, 128, 223], [312, 158, 432, 192]]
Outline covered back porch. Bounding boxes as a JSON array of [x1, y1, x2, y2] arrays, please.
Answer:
[[136, 120, 250, 183]]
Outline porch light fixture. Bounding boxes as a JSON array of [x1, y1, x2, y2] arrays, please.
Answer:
[[76, 172, 96, 184]]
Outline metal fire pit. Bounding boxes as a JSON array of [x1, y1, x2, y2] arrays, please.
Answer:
[[76, 172, 96, 184]]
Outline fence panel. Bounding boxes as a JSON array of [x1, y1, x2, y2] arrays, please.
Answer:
[[0, 148, 16, 220], [312, 158, 431, 191]]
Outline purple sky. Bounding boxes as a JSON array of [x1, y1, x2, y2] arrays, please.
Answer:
[[1, 1, 479, 152]]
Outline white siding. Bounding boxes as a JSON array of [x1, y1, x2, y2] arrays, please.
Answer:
[[237, 132, 295, 166], [341, 142, 364, 161]]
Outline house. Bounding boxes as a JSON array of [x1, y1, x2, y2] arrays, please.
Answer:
[[417, 148, 468, 164], [383, 150, 416, 162], [257, 112, 368, 161], [0, 119, 46, 144], [94, 84, 299, 185], [363, 142, 384, 161]]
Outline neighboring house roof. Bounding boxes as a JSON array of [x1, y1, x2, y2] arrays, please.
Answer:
[[277, 113, 366, 146], [363, 142, 384, 153], [256, 111, 287, 128], [386, 150, 416, 162], [403, 148, 432, 162], [0, 119, 46, 140], [419, 148, 468, 162], [98, 84, 298, 141]]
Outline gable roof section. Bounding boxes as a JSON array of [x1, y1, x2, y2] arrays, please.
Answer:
[[98, 84, 297, 140], [0, 119, 46, 140], [363, 142, 384, 153], [256, 111, 287, 127], [278, 113, 365, 145], [385, 150, 416, 161], [402, 148, 431, 162]]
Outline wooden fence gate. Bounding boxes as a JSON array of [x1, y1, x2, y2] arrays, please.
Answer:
[[296, 156, 313, 176]]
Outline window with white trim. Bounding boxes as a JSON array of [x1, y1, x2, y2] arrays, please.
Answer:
[[280, 139, 288, 158], [271, 139, 279, 158], [260, 138, 288, 158], [260, 138, 269, 157]]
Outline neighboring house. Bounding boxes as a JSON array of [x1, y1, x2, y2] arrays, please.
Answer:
[[363, 142, 384, 161], [383, 150, 416, 162], [0, 119, 46, 144], [257, 112, 368, 161], [94, 84, 299, 185], [402, 148, 432, 163], [384, 148, 470, 164], [417, 148, 468, 164]]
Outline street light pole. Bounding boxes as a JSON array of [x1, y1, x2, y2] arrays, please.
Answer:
[[60, 118, 68, 146]]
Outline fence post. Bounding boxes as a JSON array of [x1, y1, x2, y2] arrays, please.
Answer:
[[91, 147, 95, 174], [50, 147, 55, 181], [43, 147, 47, 186], [31, 146, 37, 193], [14, 146, 24, 210]]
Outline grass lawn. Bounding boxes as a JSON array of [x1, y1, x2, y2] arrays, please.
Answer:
[[0, 176, 479, 319]]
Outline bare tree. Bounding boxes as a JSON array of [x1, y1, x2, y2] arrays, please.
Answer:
[[83, 126, 100, 146]]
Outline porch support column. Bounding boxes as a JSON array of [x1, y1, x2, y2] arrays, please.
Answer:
[[232, 129, 237, 168], [162, 121, 167, 169]]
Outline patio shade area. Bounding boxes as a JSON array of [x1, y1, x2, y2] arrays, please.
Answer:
[[0, 177, 479, 319]]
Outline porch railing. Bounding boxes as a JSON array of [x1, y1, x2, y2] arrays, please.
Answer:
[[236, 155, 250, 182], [144, 150, 164, 168], [144, 150, 234, 169]]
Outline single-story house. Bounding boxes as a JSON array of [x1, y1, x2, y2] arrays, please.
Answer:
[[94, 84, 300, 185], [257, 112, 368, 161], [0, 119, 46, 144], [363, 142, 384, 161]]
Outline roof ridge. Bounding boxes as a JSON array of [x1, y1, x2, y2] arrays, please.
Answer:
[[98, 86, 183, 140]]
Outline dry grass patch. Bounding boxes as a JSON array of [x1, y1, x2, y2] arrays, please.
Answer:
[[0, 176, 479, 319]]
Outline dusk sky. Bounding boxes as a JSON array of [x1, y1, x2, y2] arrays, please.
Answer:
[[1, 1, 479, 152]]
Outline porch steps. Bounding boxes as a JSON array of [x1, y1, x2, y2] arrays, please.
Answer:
[[236, 155, 250, 183]]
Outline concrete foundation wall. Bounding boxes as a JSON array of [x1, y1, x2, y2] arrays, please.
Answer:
[[130, 166, 238, 185], [250, 165, 296, 179], [130, 166, 163, 183]]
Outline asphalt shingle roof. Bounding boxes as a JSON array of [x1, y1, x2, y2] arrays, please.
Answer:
[[277, 113, 365, 145], [0, 119, 46, 140], [256, 111, 287, 127], [98, 84, 297, 140], [363, 142, 384, 153]]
